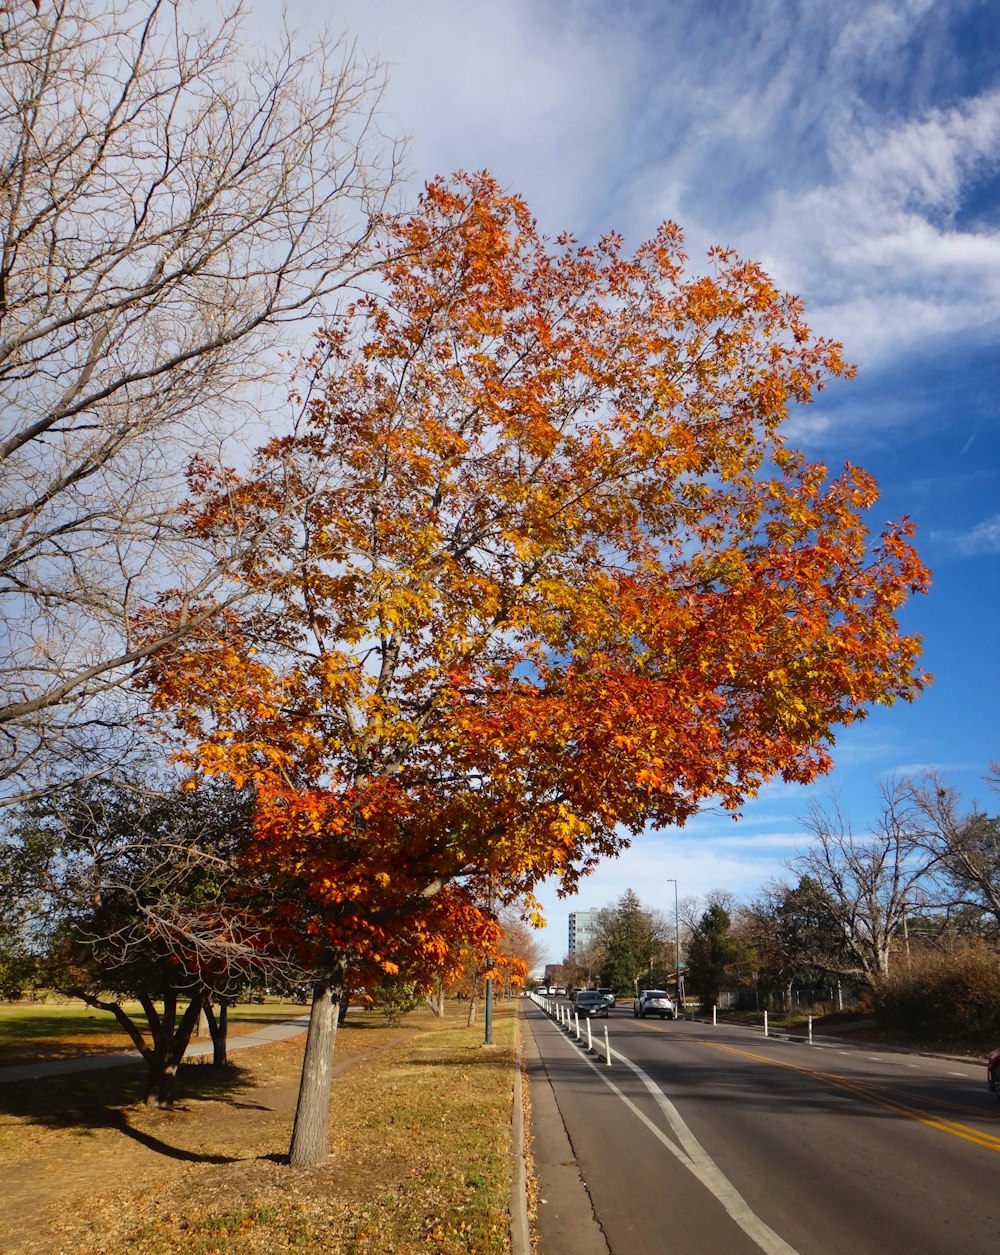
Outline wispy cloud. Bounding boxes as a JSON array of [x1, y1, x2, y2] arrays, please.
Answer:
[[932, 513, 1000, 555]]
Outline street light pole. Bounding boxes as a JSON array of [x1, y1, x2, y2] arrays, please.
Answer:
[[666, 878, 680, 1007], [484, 875, 495, 1046]]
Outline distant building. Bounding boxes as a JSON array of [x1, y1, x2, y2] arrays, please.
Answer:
[[568, 909, 599, 956]]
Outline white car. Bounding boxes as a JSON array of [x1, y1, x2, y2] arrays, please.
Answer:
[[633, 989, 676, 1020]]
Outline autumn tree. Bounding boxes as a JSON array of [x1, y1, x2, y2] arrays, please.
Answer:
[[146, 172, 929, 1164], [0, 0, 395, 803]]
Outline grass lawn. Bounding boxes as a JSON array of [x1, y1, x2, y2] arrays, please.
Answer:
[[0, 1002, 520, 1255], [0, 998, 310, 1067]]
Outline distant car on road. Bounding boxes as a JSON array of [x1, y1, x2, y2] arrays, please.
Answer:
[[633, 989, 676, 1020], [574, 990, 610, 1018], [988, 1046, 1000, 1097], [596, 987, 616, 1007]]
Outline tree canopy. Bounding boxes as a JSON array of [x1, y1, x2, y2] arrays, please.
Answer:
[[146, 170, 929, 1162]]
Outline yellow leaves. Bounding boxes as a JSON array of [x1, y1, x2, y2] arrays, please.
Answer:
[[137, 170, 930, 975]]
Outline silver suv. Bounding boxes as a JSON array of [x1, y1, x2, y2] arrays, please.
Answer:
[[633, 989, 676, 1020]]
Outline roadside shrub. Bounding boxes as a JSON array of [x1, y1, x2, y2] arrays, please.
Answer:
[[373, 978, 422, 1026], [875, 944, 1000, 1040]]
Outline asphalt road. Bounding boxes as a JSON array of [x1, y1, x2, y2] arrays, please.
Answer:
[[525, 998, 1000, 1255]]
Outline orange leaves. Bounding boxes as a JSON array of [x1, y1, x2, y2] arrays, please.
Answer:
[[141, 170, 930, 979]]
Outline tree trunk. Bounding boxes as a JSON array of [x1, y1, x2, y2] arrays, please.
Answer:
[[144, 993, 202, 1107], [288, 949, 346, 1168], [466, 989, 478, 1027], [203, 998, 230, 1066], [426, 981, 445, 1017]]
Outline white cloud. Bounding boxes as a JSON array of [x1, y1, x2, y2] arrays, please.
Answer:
[[755, 90, 1000, 361], [933, 513, 1000, 555]]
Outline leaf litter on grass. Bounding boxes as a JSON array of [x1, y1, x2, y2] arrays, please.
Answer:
[[0, 1006, 519, 1255]]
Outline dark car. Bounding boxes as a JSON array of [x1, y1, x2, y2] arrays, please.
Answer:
[[574, 989, 610, 1018], [988, 1046, 1000, 1097]]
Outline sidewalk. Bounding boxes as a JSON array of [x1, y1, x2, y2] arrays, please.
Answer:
[[0, 1014, 311, 1083]]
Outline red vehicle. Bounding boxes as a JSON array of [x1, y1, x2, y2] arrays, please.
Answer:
[[987, 1047, 1000, 1097]]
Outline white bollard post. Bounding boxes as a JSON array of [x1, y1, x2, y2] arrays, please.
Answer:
[[586, 1018, 593, 1051], [808, 1015, 813, 1046], [575, 1012, 581, 1040], [712, 1004, 717, 1027], [764, 1011, 768, 1038], [604, 1024, 611, 1066]]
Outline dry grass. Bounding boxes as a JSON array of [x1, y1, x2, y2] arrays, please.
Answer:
[[0, 999, 309, 1067], [0, 1003, 519, 1255]]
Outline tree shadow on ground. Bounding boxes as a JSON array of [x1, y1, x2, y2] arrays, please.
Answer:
[[0, 1058, 259, 1138], [105, 1110, 242, 1163]]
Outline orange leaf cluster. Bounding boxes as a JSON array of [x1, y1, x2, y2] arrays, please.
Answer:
[[142, 171, 929, 977]]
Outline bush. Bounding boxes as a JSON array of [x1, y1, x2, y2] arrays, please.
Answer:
[[373, 979, 422, 1026], [875, 945, 1000, 1040]]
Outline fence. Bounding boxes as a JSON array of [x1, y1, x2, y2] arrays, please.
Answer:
[[712, 985, 860, 1014]]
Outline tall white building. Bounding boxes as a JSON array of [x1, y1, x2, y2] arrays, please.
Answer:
[[568, 909, 599, 956]]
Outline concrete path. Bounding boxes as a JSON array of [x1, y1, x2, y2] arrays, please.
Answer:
[[0, 1015, 311, 1083]]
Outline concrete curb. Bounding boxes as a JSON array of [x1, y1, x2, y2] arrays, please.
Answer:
[[522, 1006, 609, 1255]]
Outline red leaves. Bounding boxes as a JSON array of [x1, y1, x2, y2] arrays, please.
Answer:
[[143, 171, 930, 977]]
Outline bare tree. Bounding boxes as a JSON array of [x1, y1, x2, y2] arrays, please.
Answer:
[[789, 782, 943, 987], [0, 0, 397, 800], [904, 766, 1000, 932]]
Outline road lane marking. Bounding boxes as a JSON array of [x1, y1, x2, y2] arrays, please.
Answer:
[[568, 1037, 800, 1255], [683, 1037, 1000, 1153]]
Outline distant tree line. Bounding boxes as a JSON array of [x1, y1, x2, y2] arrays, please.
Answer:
[[555, 766, 1000, 1037]]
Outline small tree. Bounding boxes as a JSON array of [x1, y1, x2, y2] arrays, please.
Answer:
[[687, 904, 736, 1010], [3, 776, 295, 1104], [373, 977, 422, 1026]]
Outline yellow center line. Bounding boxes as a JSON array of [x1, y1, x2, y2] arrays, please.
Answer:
[[654, 1028, 1000, 1154]]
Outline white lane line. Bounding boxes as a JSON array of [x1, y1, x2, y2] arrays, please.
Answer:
[[571, 1039, 799, 1255]]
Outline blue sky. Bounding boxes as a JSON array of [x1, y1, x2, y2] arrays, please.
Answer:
[[251, 0, 999, 962]]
